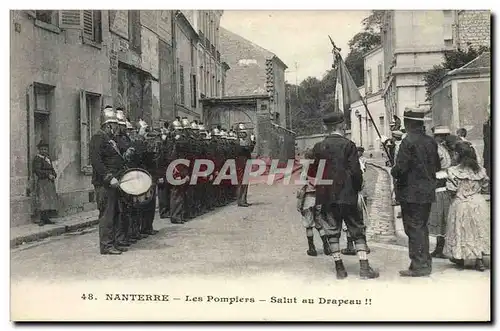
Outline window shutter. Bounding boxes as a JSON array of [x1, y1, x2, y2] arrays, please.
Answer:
[[26, 84, 36, 180], [25, 10, 36, 19], [83, 10, 94, 40], [79, 90, 92, 175], [59, 10, 83, 29]]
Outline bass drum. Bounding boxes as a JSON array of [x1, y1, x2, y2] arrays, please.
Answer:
[[118, 168, 155, 207]]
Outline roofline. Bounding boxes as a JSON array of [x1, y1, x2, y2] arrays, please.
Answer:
[[364, 45, 383, 58], [176, 11, 198, 40], [447, 52, 491, 76], [200, 94, 271, 105], [271, 55, 288, 70]]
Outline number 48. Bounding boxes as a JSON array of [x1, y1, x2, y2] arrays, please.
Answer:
[[81, 293, 95, 300]]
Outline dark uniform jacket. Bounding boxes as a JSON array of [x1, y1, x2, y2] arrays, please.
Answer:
[[308, 134, 362, 206], [90, 130, 126, 187], [390, 128, 440, 204]]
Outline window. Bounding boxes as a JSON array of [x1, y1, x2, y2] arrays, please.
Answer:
[[79, 91, 102, 174], [36, 10, 57, 25], [82, 10, 102, 43], [366, 69, 372, 93], [377, 63, 383, 90], [443, 10, 453, 41], [191, 74, 197, 108], [179, 65, 185, 105], [129, 10, 141, 53]]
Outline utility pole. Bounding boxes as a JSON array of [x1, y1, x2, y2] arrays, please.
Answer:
[[294, 62, 299, 97]]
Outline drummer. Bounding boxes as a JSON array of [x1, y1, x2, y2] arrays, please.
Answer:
[[115, 109, 138, 247], [90, 106, 128, 255]]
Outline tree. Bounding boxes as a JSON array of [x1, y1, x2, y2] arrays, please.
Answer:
[[344, 11, 386, 87]]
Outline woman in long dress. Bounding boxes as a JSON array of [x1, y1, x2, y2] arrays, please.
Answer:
[[32, 140, 58, 226], [443, 141, 490, 271]]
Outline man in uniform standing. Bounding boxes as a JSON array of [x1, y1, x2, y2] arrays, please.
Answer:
[[391, 108, 440, 277], [235, 123, 256, 207], [90, 106, 127, 255], [309, 112, 378, 279], [170, 118, 189, 224]]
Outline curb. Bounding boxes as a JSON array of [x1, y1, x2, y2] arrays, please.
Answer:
[[10, 214, 99, 249], [366, 161, 408, 247]]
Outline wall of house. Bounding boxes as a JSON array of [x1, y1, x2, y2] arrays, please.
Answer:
[[457, 79, 490, 143], [175, 21, 196, 118], [10, 10, 113, 226], [457, 10, 491, 50], [272, 60, 287, 127], [430, 84, 453, 129], [295, 134, 327, 156]]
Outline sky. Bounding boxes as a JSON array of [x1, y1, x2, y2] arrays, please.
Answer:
[[220, 10, 370, 85]]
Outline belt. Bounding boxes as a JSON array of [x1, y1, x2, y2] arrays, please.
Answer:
[[435, 187, 447, 193]]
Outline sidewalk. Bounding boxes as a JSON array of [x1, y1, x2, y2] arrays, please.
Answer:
[[10, 210, 100, 248]]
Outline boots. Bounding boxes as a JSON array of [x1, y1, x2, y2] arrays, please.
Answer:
[[306, 237, 317, 256], [321, 235, 332, 255], [335, 260, 348, 279], [431, 237, 446, 258], [359, 260, 379, 279], [475, 258, 486, 272], [341, 239, 357, 255]]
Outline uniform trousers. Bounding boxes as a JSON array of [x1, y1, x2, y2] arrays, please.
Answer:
[[237, 183, 249, 205], [170, 185, 186, 223], [140, 189, 157, 233], [400, 202, 432, 272], [158, 183, 171, 218], [320, 202, 367, 253], [95, 185, 120, 251]]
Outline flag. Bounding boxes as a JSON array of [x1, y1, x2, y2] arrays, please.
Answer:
[[333, 52, 363, 128]]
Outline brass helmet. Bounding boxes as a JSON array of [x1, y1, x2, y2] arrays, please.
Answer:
[[172, 116, 183, 130], [138, 119, 148, 136], [228, 130, 237, 140], [238, 123, 246, 131], [181, 117, 190, 128], [126, 121, 134, 130], [190, 121, 199, 130], [212, 127, 221, 136], [220, 129, 228, 138], [101, 106, 118, 125], [205, 132, 212, 140], [198, 122, 206, 131], [116, 108, 127, 126]]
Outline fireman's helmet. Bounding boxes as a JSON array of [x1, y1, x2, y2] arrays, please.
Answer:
[[101, 107, 118, 125], [116, 109, 127, 126]]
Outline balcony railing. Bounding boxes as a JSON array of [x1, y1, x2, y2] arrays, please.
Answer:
[[217, 51, 220, 62], [211, 44, 216, 57], [199, 30, 205, 43], [205, 37, 210, 49]]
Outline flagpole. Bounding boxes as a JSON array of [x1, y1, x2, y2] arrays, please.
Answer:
[[328, 36, 394, 166]]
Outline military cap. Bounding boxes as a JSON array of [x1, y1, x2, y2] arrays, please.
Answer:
[[433, 125, 451, 135], [322, 112, 344, 125], [403, 107, 431, 121], [37, 140, 49, 148]]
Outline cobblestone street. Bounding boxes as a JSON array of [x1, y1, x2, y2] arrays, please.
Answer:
[[10, 164, 490, 320]]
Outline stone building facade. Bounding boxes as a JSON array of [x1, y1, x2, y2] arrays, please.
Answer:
[[381, 10, 490, 121], [219, 27, 289, 129], [10, 9, 229, 227]]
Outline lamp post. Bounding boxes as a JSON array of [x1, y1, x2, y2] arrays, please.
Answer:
[[355, 109, 362, 147]]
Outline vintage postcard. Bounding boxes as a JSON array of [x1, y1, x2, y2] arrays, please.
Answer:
[[9, 9, 491, 322]]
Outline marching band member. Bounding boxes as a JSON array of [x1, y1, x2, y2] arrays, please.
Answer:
[[32, 140, 58, 226], [170, 117, 189, 224], [90, 106, 127, 255]]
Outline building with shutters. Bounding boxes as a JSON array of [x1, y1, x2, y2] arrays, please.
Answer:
[[173, 10, 229, 122], [350, 46, 389, 152], [10, 10, 214, 227]]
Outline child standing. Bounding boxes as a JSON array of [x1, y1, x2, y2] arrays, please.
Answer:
[[297, 150, 332, 256], [443, 141, 490, 271]]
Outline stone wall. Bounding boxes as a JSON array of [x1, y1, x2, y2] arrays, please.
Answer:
[[457, 10, 491, 50]]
